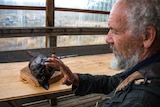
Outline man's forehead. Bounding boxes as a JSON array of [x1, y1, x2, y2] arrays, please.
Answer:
[[108, 13, 126, 27], [108, 1, 128, 27], [110, 0, 128, 16]]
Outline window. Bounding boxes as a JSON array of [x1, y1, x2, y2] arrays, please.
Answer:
[[0, 0, 46, 51], [55, 0, 116, 47], [0, 0, 45, 6], [55, 0, 115, 11], [0, 0, 116, 51]]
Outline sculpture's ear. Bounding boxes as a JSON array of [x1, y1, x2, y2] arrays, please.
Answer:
[[27, 51, 41, 58]]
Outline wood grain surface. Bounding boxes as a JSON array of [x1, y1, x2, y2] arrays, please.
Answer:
[[0, 53, 121, 102]]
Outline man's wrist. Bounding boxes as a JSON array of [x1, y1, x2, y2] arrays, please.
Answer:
[[72, 73, 79, 86]]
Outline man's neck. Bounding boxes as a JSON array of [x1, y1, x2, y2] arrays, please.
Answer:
[[139, 43, 160, 62]]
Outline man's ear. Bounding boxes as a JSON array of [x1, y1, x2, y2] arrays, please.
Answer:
[[143, 26, 156, 48]]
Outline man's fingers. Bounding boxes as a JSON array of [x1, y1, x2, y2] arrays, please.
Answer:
[[51, 54, 59, 59], [62, 77, 72, 86], [45, 55, 74, 86]]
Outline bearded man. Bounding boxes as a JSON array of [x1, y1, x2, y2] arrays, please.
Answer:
[[45, 0, 160, 106]]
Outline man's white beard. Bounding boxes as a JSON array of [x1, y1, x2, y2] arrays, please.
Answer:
[[109, 46, 140, 71]]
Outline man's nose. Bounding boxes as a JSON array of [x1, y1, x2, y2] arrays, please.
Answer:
[[105, 30, 114, 44]]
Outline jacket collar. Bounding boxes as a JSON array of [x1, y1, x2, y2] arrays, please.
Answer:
[[120, 50, 160, 79]]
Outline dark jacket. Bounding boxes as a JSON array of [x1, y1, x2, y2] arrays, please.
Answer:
[[73, 73, 160, 107], [73, 51, 160, 107]]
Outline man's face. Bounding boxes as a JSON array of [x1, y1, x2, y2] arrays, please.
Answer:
[[106, 1, 144, 70]]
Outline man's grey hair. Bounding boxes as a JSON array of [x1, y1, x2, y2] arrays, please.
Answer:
[[121, 0, 160, 39]]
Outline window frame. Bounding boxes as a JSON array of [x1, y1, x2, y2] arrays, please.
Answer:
[[0, 0, 111, 63]]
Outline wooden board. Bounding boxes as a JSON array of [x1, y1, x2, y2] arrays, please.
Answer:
[[20, 66, 63, 87], [0, 53, 122, 102]]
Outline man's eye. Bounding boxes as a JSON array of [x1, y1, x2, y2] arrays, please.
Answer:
[[111, 29, 118, 35]]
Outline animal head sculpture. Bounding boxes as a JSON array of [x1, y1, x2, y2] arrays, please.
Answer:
[[27, 51, 57, 90]]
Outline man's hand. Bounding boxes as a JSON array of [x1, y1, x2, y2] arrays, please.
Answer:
[[45, 54, 79, 86]]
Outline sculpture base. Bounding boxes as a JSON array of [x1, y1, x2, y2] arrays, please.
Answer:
[[20, 66, 63, 87]]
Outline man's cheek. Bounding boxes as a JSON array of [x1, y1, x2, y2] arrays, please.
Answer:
[[116, 42, 126, 55]]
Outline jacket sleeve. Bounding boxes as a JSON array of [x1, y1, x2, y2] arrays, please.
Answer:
[[72, 73, 122, 96]]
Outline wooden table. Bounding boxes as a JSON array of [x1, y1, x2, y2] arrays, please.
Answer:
[[0, 53, 121, 106]]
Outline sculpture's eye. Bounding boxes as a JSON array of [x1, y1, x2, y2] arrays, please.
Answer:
[[40, 76, 45, 80], [37, 75, 45, 81], [38, 65, 46, 74]]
